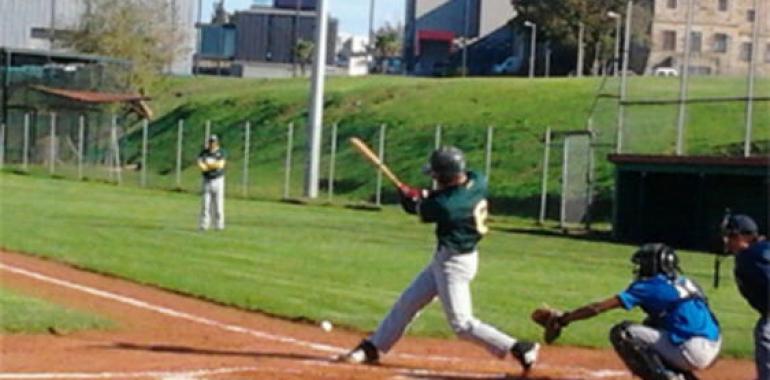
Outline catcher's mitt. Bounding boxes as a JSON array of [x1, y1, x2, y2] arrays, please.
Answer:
[[531, 306, 565, 344]]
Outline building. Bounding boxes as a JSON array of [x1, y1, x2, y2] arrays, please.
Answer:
[[403, 0, 520, 76], [648, 0, 770, 75], [0, 0, 198, 75]]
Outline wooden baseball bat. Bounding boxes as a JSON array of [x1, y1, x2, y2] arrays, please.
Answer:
[[349, 137, 404, 188]]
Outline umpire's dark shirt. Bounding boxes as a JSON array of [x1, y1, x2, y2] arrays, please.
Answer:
[[735, 240, 770, 316]]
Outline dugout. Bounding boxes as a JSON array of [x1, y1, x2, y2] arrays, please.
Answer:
[[610, 154, 769, 252]]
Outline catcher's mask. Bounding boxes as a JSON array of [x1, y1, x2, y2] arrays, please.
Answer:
[[423, 146, 466, 184], [631, 243, 680, 280]]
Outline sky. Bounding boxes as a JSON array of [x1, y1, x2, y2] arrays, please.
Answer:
[[201, 0, 405, 38]]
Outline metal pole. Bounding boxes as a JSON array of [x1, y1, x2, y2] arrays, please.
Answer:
[[433, 124, 442, 189], [368, 0, 376, 54], [614, 16, 621, 77], [616, 0, 633, 154], [545, 44, 551, 78], [525, 22, 536, 78], [539, 127, 551, 225], [560, 136, 569, 228], [577, 22, 584, 78], [744, 0, 760, 157], [304, 0, 329, 198], [327, 122, 337, 201], [112, 114, 121, 185], [77, 115, 84, 180], [0, 122, 5, 170], [48, 112, 56, 175], [242, 121, 251, 197], [22, 113, 29, 171], [204, 120, 211, 144], [194, 0, 202, 76], [675, 0, 695, 155], [141, 118, 148, 187], [484, 126, 493, 179], [176, 119, 183, 188], [585, 133, 595, 231], [375, 124, 386, 206], [49, 0, 56, 50], [284, 122, 294, 199], [462, 0, 471, 77]]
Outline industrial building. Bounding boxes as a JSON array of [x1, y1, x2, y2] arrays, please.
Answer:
[[403, 0, 521, 76], [0, 0, 199, 75]]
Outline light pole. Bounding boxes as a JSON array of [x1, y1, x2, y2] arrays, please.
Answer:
[[524, 21, 536, 78], [607, 11, 621, 77], [305, 0, 328, 198], [616, 0, 633, 154]]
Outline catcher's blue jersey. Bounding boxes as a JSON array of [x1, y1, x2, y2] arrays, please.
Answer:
[[618, 274, 720, 345]]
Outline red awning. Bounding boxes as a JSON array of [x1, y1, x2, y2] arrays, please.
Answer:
[[32, 85, 154, 119], [417, 29, 455, 42]]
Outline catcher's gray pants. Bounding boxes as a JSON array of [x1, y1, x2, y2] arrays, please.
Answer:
[[624, 324, 721, 371], [369, 247, 516, 358], [199, 176, 224, 230], [756, 316, 770, 380]]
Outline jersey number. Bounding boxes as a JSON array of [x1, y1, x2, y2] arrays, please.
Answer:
[[473, 199, 490, 235]]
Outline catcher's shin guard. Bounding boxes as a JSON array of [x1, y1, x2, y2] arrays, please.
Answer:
[[609, 322, 682, 380]]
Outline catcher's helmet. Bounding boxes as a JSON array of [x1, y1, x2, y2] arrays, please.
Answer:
[[631, 243, 680, 279], [423, 146, 466, 183]]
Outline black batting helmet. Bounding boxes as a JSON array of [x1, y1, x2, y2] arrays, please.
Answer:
[[631, 243, 681, 279], [423, 146, 466, 183]]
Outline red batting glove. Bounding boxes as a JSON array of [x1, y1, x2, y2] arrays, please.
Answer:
[[398, 184, 424, 200]]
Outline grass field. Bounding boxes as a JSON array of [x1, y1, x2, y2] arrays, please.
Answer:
[[0, 286, 113, 334], [0, 173, 756, 357]]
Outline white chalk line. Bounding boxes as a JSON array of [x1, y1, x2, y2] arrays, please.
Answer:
[[0, 262, 628, 379]]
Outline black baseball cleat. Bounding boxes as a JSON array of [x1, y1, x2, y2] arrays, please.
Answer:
[[337, 340, 380, 364], [511, 341, 540, 372]]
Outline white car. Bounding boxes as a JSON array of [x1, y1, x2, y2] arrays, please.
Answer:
[[653, 67, 678, 77]]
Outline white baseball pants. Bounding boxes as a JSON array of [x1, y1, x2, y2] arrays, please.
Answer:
[[625, 324, 721, 371], [370, 246, 517, 358], [199, 176, 225, 230]]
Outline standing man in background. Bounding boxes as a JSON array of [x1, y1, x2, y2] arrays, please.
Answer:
[[721, 214, 769, 380], [198, 134, 226, 231]]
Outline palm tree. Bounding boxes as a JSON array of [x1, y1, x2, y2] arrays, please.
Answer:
[[294, 39, 315, 76], [373, 23, 402, 73]]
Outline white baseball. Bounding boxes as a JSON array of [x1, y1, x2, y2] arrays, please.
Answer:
[[320, 320, 333, 332]]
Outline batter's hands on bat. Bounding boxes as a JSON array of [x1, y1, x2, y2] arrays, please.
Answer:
[[531, 306, 566, 344], [398, 184, 423, 200]]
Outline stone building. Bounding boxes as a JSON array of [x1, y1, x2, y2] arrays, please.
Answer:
[[648, 0, 769, 75]]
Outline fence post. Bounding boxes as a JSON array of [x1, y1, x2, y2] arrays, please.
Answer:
[[242, 121, 251, 197], [0, 122, 5, 171], [176, 119, 184, 188], [22, 113, 29, 171], [111, 114, 122, 185], [375, 124, 386, 206], [538, 127, 551, 225], [433, 124, 442, 189], [327, 122, 337, 201], [484, 126, 493, 180], [141, 118, 148, 187], [205, 120, 211, 144], [283, 122, 294, 199], [559, 135, 570, 228], [77, 115, 85, 180], [49, 112, 56, 175]]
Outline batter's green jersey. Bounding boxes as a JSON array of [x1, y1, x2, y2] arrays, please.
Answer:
[[418, 171, 490, 253]]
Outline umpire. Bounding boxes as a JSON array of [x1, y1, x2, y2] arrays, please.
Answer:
[[721, 214, 769, 380], [197, 134, 226, 231]]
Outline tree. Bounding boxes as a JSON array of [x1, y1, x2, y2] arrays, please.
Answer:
[[372, 23, 403, 73], [294, 39, 315, 76], [510, 0, 652, 75], [60, 0, 188, 89]]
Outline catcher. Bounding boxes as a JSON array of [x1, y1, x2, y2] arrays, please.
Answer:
[[532, 243, 721, 380]]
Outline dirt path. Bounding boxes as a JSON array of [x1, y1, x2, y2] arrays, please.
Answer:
[[0, 251, 755, 380]]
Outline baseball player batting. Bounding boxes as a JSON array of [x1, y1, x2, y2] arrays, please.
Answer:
[[532, 244, 721, 380], [339, 146, 539, 373]]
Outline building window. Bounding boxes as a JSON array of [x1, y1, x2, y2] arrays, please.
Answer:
[[765, 43, 770, 63], [663, 30, 677, 51], [690, 31, 702, 53], [747, 9, 755, 22], [667, 0, 677, 9], [740, 42, 752, 62], [718, 0, 728, 11], [713, 33, 728, 53]]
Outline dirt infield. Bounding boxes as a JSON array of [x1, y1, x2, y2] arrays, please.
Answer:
[[0, 251, 755, 380]]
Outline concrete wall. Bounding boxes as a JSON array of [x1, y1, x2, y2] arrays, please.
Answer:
[[649, 0, 770, 75]]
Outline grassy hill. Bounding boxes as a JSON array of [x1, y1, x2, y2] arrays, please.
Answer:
[[119, 75, 769, 218]]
